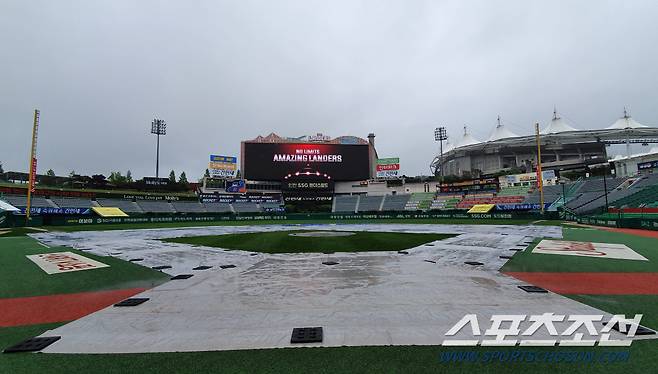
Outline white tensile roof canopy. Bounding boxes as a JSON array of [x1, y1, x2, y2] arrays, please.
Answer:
[[487, 116, 520, 141], [541, 108, 578, 134], [607, 108, 648, 129], [456, 125, 481, 147]]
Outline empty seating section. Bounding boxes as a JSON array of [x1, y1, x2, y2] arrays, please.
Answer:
[[430, 195, 461, 210], [202, 203, 232, 213], [232, 202, 260, 213], [629, 173, 658, 189], [261, 202, 283, 211], [51, 197, 94, 208], [522, 185, 563, 205], [96, 198, 143, 213], [564, 175, 658, 214], [404, 193, 435, 211], [381, 194, 411, 211], [455, 193, 496, 209], [609, 185, 658, 209], [171, 201, 206, 213], [0, 195, 52, 208], [137, 200, 175, 213], [357, 195, 383, 212], [497, 186, 531, 196], [333, 195, 358, 212]]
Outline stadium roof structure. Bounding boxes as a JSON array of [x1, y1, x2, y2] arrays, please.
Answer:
[[441, 110, 658, 156], [430, 110, 658, 175], [442, 139, 454, 153], [487, 116, 520, 141], [607, 108, 649, 129], [541, 108, 578, 134], [609, 145, 658, 162], [455, 125, 481, 147], [444, 127, 658, 154]]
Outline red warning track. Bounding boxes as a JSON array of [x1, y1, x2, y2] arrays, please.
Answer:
[[569, 223, 658, 239], [601, 227, 658, 239], [505, 272, 658, 295], [0, 288, 146, 327]]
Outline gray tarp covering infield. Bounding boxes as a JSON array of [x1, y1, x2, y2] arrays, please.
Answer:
[[27, 224, 648, 353]]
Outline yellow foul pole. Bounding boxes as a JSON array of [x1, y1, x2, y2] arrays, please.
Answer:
[[25, 109, 40, 225], [535, 122, 544, 215]]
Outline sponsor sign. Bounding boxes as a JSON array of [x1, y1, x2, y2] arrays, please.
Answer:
[[143, 177, 169, 186], [283, 181, 333, 191], [495, 203, 551, 211], [27, 158, 38, 193], [638, 160, 658, 170], [225, 180, 246, 193], [283, 195, 333, 202], [307, 133, 331, 142], [209, 155, 238, 178], [500, 170, 556, 187], [532, 240, 648, 261], [20, 207, 91, 215], [376, 158, 400, 179], [198, 193, 282, 204], [26, 251, 109, 274]]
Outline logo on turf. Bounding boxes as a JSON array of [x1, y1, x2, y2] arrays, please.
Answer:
[[442, 314, 649, 346]]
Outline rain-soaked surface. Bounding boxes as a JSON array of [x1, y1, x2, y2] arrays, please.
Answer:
[[26, 223, 648, 353]]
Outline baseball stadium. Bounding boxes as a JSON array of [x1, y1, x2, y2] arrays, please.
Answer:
[[2, 108, 658, 374]]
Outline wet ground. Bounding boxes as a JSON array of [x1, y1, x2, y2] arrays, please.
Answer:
[[26, 224, 643, 353]]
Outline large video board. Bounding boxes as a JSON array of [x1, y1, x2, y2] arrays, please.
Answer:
[[242, 143, 370, 181]]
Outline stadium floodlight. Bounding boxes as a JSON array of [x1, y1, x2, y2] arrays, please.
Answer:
[[434, 127, 448, 182], [151, 118, 167, 178]]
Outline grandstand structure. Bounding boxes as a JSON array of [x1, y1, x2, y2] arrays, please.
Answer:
[[430, 110, 658, 178], [0, 195, 281, 214], [329, 172, 658, 215], [5, 169, 658, 217]]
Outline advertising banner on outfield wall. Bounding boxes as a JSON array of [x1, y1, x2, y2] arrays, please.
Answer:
[[20, 207, 91, 215], [376, 158, 400, 179], [209, 155, 238, 178]]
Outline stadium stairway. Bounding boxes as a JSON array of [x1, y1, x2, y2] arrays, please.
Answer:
[[356, 195, 384, 212]]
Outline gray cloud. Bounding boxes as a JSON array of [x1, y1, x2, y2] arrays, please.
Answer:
[[2, 0, 657, 178]]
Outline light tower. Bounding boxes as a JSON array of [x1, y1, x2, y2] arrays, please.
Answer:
[[434, 127, 448, 182], [151, 118, 167, 178]]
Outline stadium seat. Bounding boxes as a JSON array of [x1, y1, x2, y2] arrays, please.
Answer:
[[333, 195, 359, 212]]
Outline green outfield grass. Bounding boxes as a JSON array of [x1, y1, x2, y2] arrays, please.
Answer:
[[161, 230, 457, 253], [43, 218, 565, 233], [0, 236, 168, 299], [0, 227, 47, 237]]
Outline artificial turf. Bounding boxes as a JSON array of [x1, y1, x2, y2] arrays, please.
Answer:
[[1, 321, 655, 374], [0, 236, 169, 299], [2, 223, 658, 373], [501, 226, 658, 332], [161, 230, 457, 253], [500, 227, 658, 273]]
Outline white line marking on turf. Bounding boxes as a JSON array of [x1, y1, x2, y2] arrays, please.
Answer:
[[37, 241, 50, 248]]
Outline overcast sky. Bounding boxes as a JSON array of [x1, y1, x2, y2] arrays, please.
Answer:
[[2, 0, 657, 179]]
